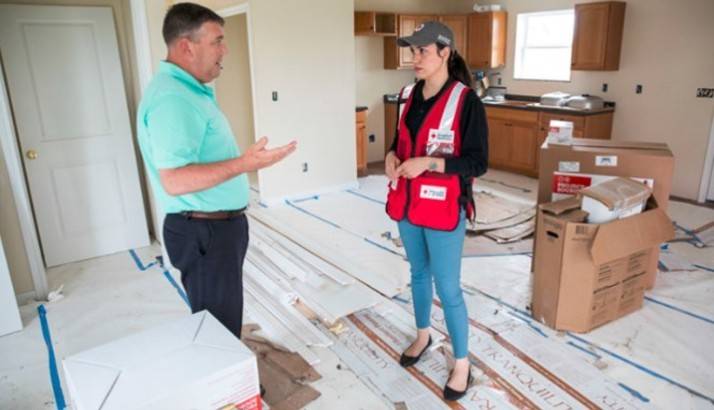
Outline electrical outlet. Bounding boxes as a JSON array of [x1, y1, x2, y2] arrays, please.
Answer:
[[635, 84, 643, 94], [302, 162, 308, 173], [368, 134, 375, 143], [697, 88, 714, 98], [602, 83, 608, 92], [272, 91, 278, 101]]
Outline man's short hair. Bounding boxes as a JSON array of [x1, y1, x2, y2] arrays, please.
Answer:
[[162, 2, 225, 46]]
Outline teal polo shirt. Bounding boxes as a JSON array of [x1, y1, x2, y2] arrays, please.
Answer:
[[137, 61, 249, 214]]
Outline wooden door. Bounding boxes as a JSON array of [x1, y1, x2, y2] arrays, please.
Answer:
[[509, 122, 537, 171], [439, 15, 468, 56], [571, 3, 610, 70], [467, 13, 492, 68], [399, 15, 437, 67], [0, 4, 149, 266], [487, 118, 510, 166]]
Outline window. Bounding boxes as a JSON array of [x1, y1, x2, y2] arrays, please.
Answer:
[[514, 10, 575, 81]]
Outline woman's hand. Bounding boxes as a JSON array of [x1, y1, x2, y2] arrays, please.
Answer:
[[397, 157, 430, 179], [385, 151, 401, 183], [396, 157, 444, 179]]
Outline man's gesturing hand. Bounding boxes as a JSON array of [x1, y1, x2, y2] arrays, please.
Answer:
[[242, 136, 297, 171]]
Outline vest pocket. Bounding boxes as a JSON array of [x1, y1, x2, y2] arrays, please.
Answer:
[[386, 177, 408, 221], [407, 172, 461, 231]]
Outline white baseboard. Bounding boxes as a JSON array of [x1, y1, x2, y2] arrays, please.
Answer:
[[258, 181, 360, 207], [16, 290, 36, 306]]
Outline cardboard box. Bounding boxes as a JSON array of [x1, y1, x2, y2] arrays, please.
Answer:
[[532, 196, 674, 332], [537, 139, 674, 288], [580, 177, 652, 223], [63, 311, 261, 410]]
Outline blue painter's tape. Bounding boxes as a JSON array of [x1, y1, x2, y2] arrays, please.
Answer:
[[506, 311, 548, 338], [618, 382, 650, 403], [392, 295, 410, 304], [463, 252, 533, 258], [566, 341, 601, 359], [285, 200, 341, 229], [129, 249, 158, 271], [162, 269, 191, 308], [568, 333, 714, 404], [363, 237, 404, 257], [292, 195, 319, 203], [346, 189, 386, 205], [693, 264, 714, 273], [38, 305, 66, 410], [644, 296, 714, 325]]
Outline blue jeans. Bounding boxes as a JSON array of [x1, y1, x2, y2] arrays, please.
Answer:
[[398, 212, 469, 359]]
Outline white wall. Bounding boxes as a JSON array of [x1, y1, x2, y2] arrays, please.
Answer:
[[148, 0, 357, 204], [481, 0, 714, 200]]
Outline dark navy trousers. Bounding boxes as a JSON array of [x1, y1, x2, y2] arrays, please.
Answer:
[[163, 213, 249, 338]]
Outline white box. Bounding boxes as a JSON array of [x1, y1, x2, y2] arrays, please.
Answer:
[[547, 120, 573, 144], [63, 311, 261, 410]]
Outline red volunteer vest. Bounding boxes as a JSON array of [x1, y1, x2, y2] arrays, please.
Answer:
[[386, 81, 470, 231]]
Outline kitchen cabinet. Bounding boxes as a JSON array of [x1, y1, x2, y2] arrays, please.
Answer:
[[486, 105, 614, 177], [467, 11, 507, 69], [571, 2, 626, 71], [384, 14, 437, 69], [438, 15, 468, 56], [486, 107, 539, 176], [354, 11, 397, 36], [356, 109, 368, 175]]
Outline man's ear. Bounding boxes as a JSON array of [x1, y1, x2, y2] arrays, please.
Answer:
[[176, 37, 193, 58]]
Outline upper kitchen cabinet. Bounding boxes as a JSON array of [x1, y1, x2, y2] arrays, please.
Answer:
[[571, 2, 626, 70], [467, 11, 507, 69], [438, 15, 468, 56], [384, 14, 437, 69], [354, 11, 397, 36]]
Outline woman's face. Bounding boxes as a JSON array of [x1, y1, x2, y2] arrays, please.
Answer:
[[410, 43, 449, 80]]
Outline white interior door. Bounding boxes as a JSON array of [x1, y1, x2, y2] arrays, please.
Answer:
[[0, 233, 22, 337], [0, 4, 149, 267]]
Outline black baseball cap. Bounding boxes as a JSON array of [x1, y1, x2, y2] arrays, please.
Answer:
[[397, 21, 454, 48]]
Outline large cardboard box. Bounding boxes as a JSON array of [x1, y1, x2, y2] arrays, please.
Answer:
[[532, 196, 674, 332], [537, 139, 675, 288], [63, 311, 261, 410]]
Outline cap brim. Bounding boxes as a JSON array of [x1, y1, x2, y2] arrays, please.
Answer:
[[397, 35, 432, 48]]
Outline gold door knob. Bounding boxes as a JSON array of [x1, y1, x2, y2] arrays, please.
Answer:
[[26, 150, 38, 160]]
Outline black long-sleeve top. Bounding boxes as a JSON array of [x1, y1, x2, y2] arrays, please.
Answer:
[[389, 79, 489, 206]]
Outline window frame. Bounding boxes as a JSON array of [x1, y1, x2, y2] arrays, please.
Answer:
[[513, 9, 575, 82]]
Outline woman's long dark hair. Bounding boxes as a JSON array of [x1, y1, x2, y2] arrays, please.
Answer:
[[437, 43, 473, 88]]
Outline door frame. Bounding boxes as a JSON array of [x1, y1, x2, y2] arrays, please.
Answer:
[[0, 61, 48, 300], [698, 112, 714, 202], [1, 2, 152, 300]]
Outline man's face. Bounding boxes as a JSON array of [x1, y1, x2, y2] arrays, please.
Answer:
[[187, 21, 227, 83]]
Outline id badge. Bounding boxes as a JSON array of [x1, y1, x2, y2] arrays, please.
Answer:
[[426, 129, 455, 157]]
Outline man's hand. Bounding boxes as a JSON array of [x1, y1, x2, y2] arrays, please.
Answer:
[[396, 157, 444, 179], [385, 151, 401, 183], [240, 136, 297, 172], [159, 137, 296, 196]]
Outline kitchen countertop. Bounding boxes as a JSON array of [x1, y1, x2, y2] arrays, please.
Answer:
[[384, 93, 615, 115]]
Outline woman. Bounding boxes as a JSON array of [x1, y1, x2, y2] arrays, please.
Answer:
[[385, 21, 488, 401]]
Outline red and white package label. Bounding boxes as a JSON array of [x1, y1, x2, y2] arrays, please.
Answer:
[[551, 172, 654, 201]]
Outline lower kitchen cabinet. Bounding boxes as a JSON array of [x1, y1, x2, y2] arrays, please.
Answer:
[[356, 109, 367, 175]]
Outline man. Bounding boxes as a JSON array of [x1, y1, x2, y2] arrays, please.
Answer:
[[137, 2, 296, 339]]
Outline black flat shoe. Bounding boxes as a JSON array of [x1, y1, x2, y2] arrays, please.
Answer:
[[399, 335, 432, 367], [443, 367, 473, 401]]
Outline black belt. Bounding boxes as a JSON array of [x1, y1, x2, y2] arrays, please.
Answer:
[[179, 207, 246, 220]]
